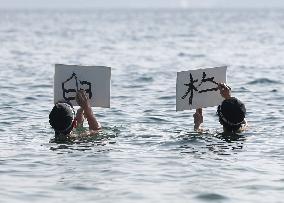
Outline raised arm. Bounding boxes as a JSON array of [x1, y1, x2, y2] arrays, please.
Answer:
[[74, 107, 84, 127], [76, 90, 101, 131], [193, 108, 203, 131]]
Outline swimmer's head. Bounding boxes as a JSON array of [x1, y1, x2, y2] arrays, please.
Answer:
[[217, 97, 246, 132], [49, 101, 75, 135]]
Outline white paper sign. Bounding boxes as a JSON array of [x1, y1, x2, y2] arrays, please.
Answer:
[[54, 64, 111, 108], [176, 66, 227, 111]]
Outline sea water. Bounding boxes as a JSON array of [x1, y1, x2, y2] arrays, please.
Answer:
[[0, 9, 284, 203]]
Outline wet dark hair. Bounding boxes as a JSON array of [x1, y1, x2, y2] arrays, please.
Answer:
[[49, 102, 75, 136], [217, 97, 246, 132]]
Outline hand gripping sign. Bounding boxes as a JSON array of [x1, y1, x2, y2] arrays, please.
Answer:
[[54, 64, 111, 108], [176, 66, 227, 111]]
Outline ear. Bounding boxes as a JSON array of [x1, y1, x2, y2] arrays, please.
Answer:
[[72, 119, 77, 128]]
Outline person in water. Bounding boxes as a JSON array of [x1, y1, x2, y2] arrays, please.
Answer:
[[193, 83, 247, 133], [49, 90, 101, 141]]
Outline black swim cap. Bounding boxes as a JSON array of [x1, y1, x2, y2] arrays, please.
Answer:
[[49, 102, 75, 134], [217, 97, 246, 126]]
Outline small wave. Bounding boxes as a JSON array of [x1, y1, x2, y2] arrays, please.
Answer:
[[195, 193, 228, 201], [24, 96, 37, 101], [135, 76, 154, 82], [178, 52, 206, 58], [143, 35, 155, 39], [30, 84, 53, 88], [49, 126, 119, 146], [122, 84, 145, 88], [0, 85, 17, 90], [158, 95, 175, 100], [4, 28, 18, 33], [100, 46, 114, 50], [247, 78, 281, 85], [145, 116, 169, 122]]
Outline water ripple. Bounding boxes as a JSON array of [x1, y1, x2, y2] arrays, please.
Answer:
[[0, 9, 284, 203]]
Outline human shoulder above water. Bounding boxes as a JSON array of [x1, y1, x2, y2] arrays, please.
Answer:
[[193, 83, 247, 133], [49, 90, 101, 141]]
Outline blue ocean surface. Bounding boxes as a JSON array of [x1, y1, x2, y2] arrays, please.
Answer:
[[0, 9, 284, 202]]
